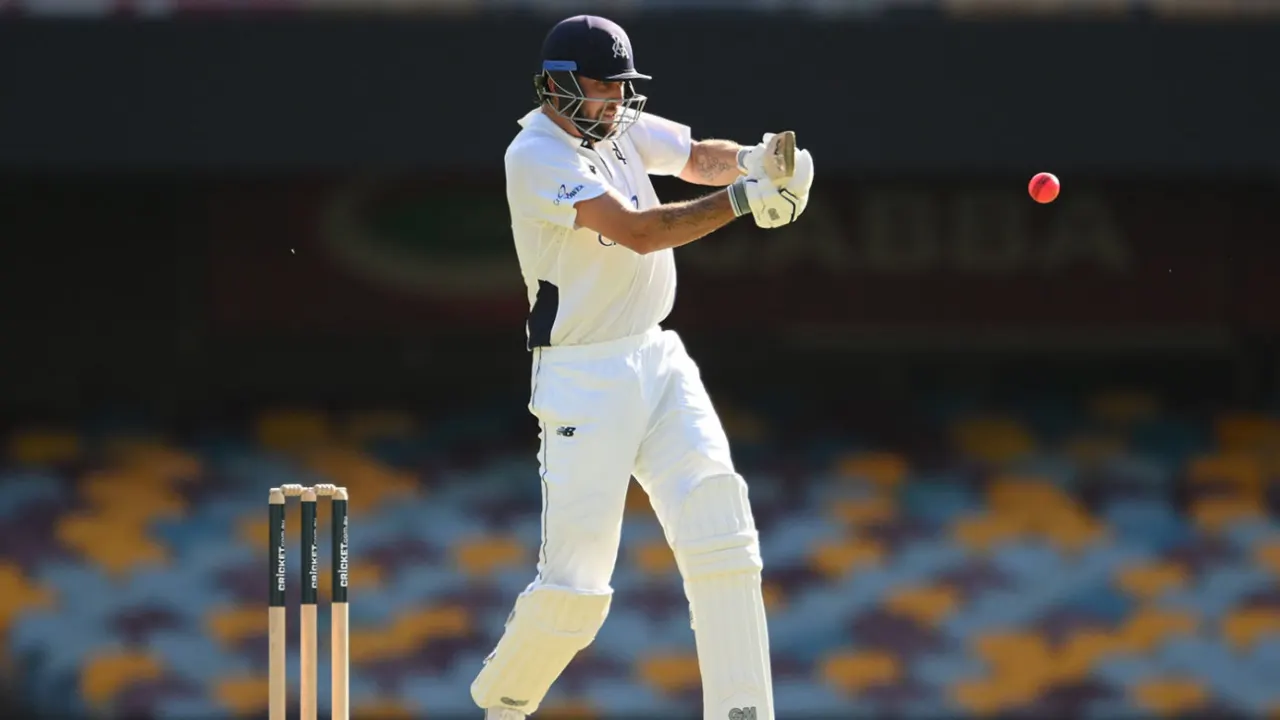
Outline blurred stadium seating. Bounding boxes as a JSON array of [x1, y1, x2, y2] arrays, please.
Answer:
[[5, 390, 1280, 719]]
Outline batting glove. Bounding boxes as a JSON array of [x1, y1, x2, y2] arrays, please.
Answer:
[[728, 175, 799, 229], [737, 133, 789, 180], [785, 148, 814, 218], [739, 133, 815, 218]]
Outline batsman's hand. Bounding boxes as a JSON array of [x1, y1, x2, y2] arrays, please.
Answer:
[[783, 147, 814, 217], [737, 132, 790, 180], [728, 175, 798, 229], [738, 132, 815, 219]]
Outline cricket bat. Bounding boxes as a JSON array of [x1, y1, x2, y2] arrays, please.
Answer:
[[763, 131, 796, 184]]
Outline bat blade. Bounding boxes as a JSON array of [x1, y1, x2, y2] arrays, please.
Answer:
[[764, 131, 796, 183]]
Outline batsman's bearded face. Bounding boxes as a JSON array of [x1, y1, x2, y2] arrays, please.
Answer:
[[578, 76, 623, 132], [539, 71, 646, 143]]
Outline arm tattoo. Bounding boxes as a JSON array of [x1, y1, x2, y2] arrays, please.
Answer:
[[627, 190, 734, 253], [692, 142, 737, 182]]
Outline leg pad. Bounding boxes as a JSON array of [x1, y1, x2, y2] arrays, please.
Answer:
[[672, 474, 775, 720], [470, 584, 611, 715]]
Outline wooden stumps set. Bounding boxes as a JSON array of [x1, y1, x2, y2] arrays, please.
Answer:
[[268, 484, 349, 720]]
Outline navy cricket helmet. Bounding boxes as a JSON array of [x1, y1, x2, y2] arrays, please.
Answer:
[[533, 15, 650, 143]]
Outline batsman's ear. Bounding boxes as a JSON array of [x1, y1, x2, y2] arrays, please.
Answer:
[[533, 72, 560, 107]]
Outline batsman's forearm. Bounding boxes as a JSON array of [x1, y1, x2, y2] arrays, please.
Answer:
[[627, 188, 740, 254], [682, 139, 747, 186]]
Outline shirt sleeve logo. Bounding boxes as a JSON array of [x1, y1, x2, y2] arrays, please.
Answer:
[[553, 184, 585, 206]]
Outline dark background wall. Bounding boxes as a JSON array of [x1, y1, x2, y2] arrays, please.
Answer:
[[1, 12, 1278, 423], [1, 16, 1279, 173]]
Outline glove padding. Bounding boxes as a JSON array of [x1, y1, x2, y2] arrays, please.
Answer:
[[728, 175, 798, 229], [738, 132, 790, 180], [739, 132, 815, 220], [784, 148, 814, 218]]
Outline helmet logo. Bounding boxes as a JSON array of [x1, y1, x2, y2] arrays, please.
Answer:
[[611, 35, 628, 59]]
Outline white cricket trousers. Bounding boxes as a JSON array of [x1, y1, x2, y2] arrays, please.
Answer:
[[528, 325, 735, 591]]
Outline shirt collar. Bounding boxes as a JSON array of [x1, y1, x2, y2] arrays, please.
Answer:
[[519, 108, 588, 148]]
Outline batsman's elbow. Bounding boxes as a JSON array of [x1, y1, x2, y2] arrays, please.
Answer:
[[590, 222, 652, 254], [612, 230, 656, 255], [573, 192, 652, 254]]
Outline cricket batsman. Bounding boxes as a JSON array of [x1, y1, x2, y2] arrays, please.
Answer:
[[470, 13, 815, 720]]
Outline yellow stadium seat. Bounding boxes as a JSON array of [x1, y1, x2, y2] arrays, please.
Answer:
[[987, 477, 1075, 516], [346, 605, 473, 666], [884, 585, 959, 627], [56, 512, 108, 547], [1188, 454, 1265, 494], [455, 536, 527, 578], [103, 440, 202, 481], [1115, 562, 1188, 602], [1051, 629, 1123, 684], [87, 488, 188, 523], [1040, 512, 1108, 554], [809, 539, 883, 579], [1222, 608, 1280, 652], [0, 563, 55, 634], [1256, 542, 1280, 576], [1191, 496, 1265, 534], [835, 452, 909, 488], [820, 650, 900, 694], [349, 628, 419, 664], [951, 679, 1017, 716], [256, 408, 332, 453], [344, 411, 417, 443], [304, 448, 419, 515], [1215, 413, 1280, 455], [6, 428, 81, 465], [1132, 678, 1208, 716], [395, 605, 471, 643], [1116, 609, 1198, 654], [213, 676, 270, 716], [968, 632, 1055, 707], [79, 471, 189, 523], [206, 606, 266, 647], [831, 497, 897, 527], [55, 513, 169, 577], [992, 669, 1049, 709], [89, 535, 169, 577], [637, 652, 701, 694], [973, 631, 1053, 677], [633, 540, 678, 576], [80, 651, 163, 710], [951, 512, 1024, 553], [951, 417, 1035, 466]]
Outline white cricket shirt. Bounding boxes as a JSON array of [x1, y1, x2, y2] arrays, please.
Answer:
[[505, 108, 693, 348]]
